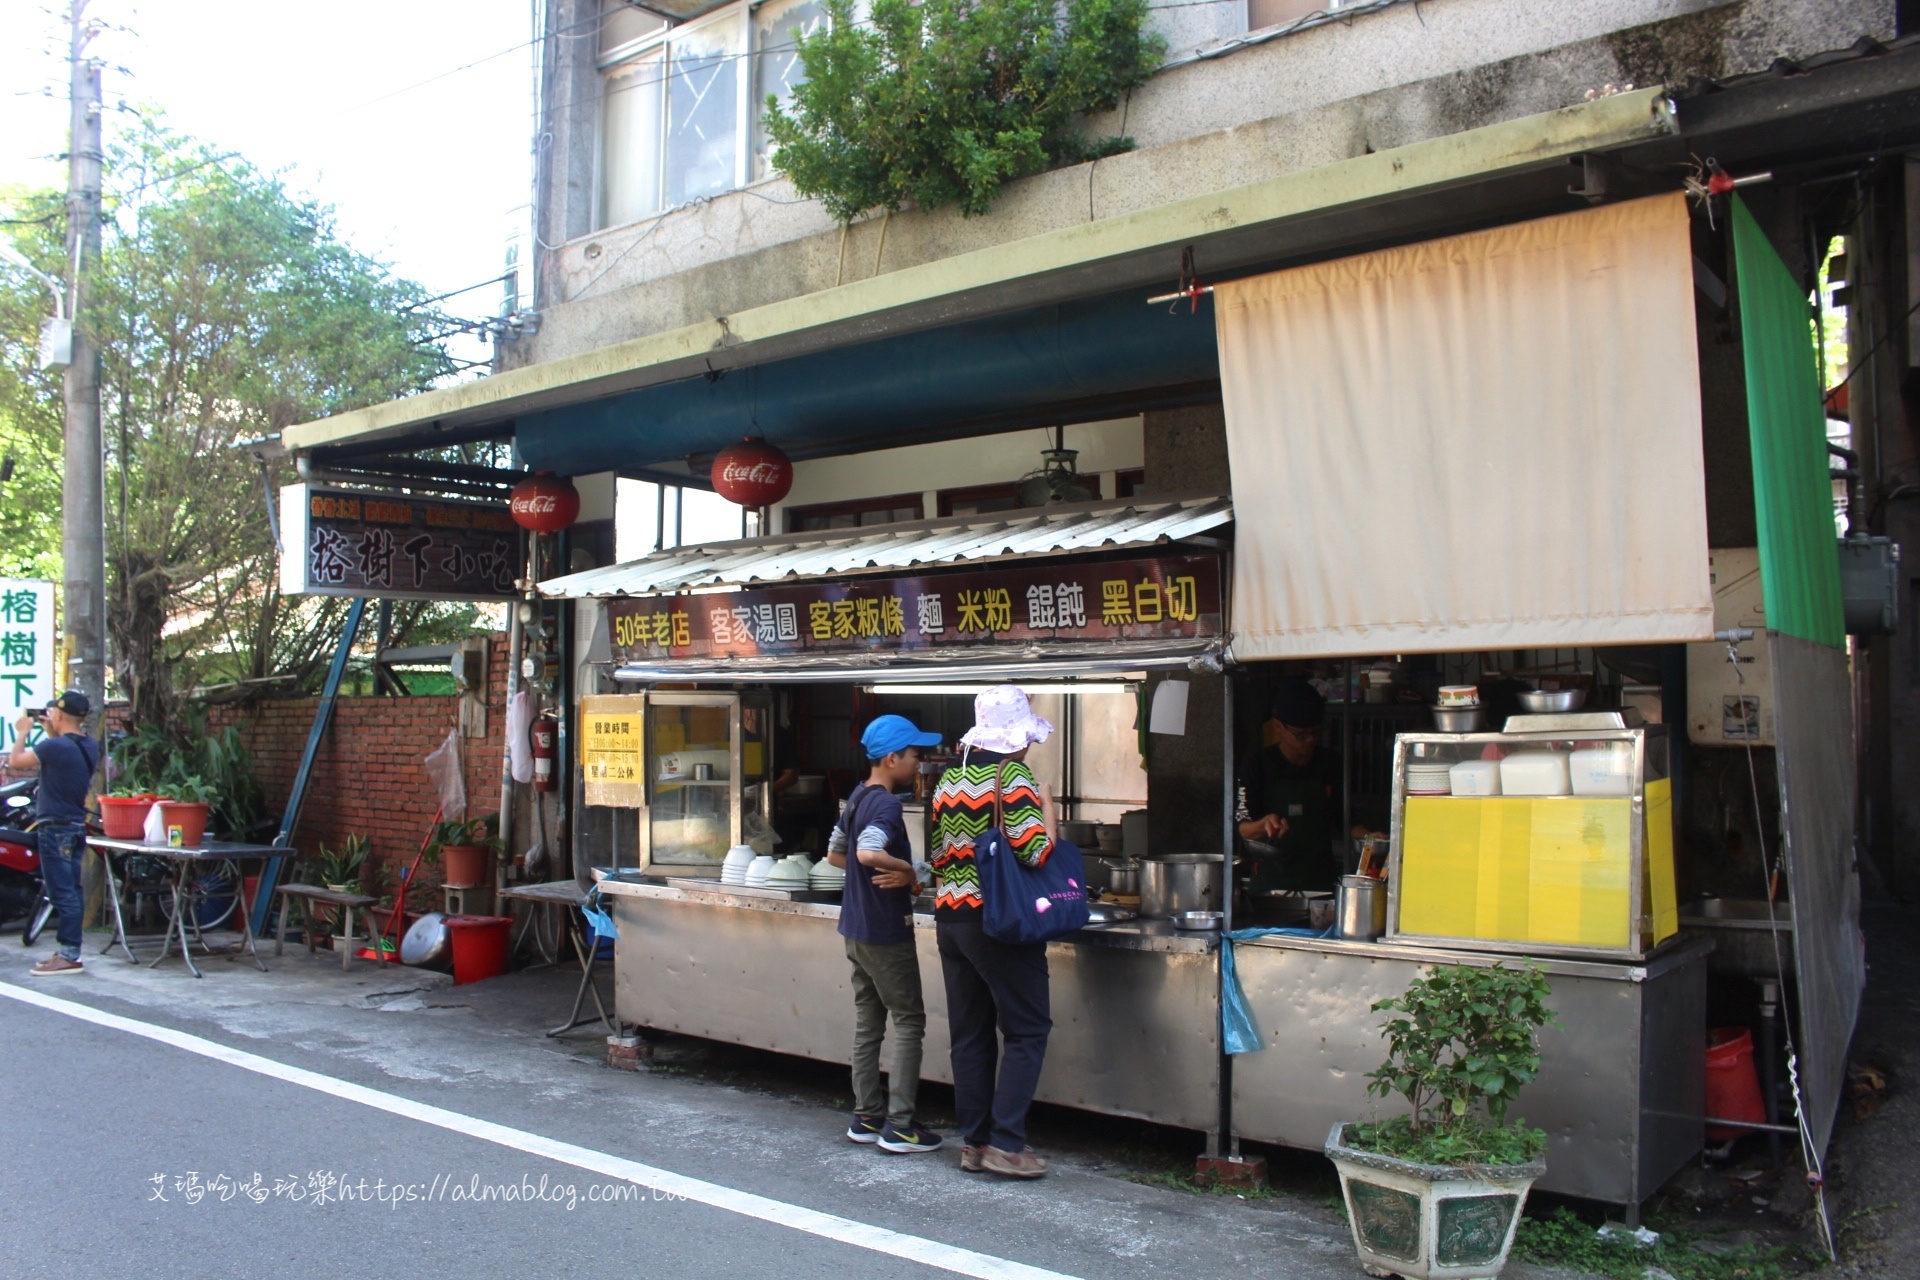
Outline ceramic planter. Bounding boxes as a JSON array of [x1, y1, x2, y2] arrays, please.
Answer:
[[155, 800, 210, 848], [1324, 1122, 1543, 1280]]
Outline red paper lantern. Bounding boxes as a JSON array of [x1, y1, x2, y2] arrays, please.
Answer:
[[711, 437, 793, 507], [509, 471, 580, 533]]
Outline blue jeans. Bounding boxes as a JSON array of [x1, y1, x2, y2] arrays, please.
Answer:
[[36, 822, 85, 960]]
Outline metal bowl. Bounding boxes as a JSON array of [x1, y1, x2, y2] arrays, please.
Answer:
[[1429, 704, 1486, 733], [1516, 687, 1587, 713], [1172, 910, 1224, 931], [400, 911, 452, 969]]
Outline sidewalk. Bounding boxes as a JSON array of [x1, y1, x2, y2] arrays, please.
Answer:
[[0, 929, 1610, 1279]]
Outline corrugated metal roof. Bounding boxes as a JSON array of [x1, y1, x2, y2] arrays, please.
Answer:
[[539, 495, 1232, 598]]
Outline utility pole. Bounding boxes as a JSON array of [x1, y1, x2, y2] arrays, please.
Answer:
[[62, 0, 105, 717]]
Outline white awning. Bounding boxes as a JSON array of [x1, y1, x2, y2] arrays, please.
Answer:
[[539, 495, 1232, 598], [1216, 193, 1713, 658]]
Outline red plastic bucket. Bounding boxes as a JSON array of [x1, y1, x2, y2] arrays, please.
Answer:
[[99, 795, 157, 839], [1706, 1026, 1766, 1139], [445, 914, 512, 985]]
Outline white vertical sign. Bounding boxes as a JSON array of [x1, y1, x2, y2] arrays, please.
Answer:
[[0, 579, 56, 751]]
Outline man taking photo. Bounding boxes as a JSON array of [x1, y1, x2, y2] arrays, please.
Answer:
[[7, 690, 100, 976]]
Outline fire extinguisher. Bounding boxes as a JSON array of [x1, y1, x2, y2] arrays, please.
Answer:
[[530, 714, 558, 793]]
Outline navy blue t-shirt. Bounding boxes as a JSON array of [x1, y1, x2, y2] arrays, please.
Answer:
[[835, 783, 915, 946], [34, 733, 99, 824]]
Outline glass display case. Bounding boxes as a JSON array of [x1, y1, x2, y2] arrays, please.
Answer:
[[625, 691, 774, 873], [1384, 712, 1678, 960]]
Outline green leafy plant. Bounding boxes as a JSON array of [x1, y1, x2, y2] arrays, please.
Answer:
[[109, 716, 266, 838], [764, 0, 1164, 222], [1514, 1207, 1805, 1280], [159, 773, 216, 805], [1354, 962, 1557, 1166], [424, 815, 501, 865], [311, 834, 372, 889]]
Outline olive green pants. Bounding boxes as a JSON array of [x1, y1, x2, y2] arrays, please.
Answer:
[[846, 938, 926, 1126]]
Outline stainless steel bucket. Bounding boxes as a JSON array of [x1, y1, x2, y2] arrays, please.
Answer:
[[1139, 854, 1224, 919], [1336, 875, 1388, 940]]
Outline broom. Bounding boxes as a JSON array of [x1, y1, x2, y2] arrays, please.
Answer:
[[362, 805, 443, 964]]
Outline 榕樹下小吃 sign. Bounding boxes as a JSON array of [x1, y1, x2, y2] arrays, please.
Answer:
[[0, 579, 56, 750], [278, 484, 520, 601]]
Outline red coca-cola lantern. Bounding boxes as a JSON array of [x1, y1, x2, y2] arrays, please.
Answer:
[[711, 437, 793, 507], [509, 471, 581, 533]]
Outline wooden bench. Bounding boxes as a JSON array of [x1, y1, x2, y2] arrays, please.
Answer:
[[274, 883, 378, 970]]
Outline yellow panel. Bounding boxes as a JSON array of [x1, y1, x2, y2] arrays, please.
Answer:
[[1399, 796, 1633, 949], [743, 741, 765, 778], [1645, 777, 1678, 943], [1400, 798, 1485, 938], [1524, 798, 1630, 947]]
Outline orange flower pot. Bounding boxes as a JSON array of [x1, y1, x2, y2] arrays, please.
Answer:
[[440, 844, 490, 889], [155, 801, 210, 848]]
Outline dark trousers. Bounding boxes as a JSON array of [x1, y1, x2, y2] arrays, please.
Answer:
[[36, 823, 85, 959], [936, 914, 1051, 1153]]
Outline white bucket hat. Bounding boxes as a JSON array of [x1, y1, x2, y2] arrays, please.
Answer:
[[958, 684, 1055, 755]]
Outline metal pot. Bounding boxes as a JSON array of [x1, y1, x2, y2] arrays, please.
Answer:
[[1139, 854, 1224, 919], [1106, 859, 1140, 897], [1336, 875, 1389, 940], [401, 911, 453, 970]]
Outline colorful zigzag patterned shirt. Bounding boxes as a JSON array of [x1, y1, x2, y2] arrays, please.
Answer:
[[930, 755, 1053, 917]]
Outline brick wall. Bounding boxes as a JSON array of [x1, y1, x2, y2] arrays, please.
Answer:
[[205, 634, 511, 883]]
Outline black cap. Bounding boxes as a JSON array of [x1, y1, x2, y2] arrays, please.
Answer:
[[50, 689, 89, 719], [1270, 675, 1325, 729]]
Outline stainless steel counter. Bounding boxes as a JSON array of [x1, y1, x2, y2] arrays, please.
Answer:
[[1228, 932, 1711, 1205], [597, 875, 1219, 1129]]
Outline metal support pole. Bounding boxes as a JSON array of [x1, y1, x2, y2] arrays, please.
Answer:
[[249, 598, 367, 936], [1215, 669, 1236, 1158], [497, 567, 524, 890], [1342, 658, 1354, 863], [62, 5, 106, 718]]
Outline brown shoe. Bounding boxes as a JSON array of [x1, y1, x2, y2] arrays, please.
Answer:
[[982, 1146, 1047, 1179], [29, 955, 83, 977], [960, 1145, 985, 1173]]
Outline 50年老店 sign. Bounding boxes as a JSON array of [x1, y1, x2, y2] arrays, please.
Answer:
[[605, 555, 1222, 663]]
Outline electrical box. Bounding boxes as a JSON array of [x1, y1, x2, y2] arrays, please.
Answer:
[[1839, 535, 1900, 636], [1687, 548, 1773, 747]]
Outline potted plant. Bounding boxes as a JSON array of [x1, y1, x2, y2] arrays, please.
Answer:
[[1325, 962, 1557, 1280], [429, 816, 500, 890], [99, 787, 161, 839], [314, 835, 372, 894], [155, 774, 216, 847]]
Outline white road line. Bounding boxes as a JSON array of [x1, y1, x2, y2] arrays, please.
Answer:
[[0, 981, 1082, 1280]]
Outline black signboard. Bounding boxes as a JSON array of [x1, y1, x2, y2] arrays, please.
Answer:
[[279, 483, 520, 601]]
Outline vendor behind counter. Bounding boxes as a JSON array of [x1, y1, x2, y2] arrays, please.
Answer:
[[1236, 676, 1339, 893]]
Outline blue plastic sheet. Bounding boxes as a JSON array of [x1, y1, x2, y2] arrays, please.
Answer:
[[581, 886, 619, 942], [1221, 926, 1333, 1055]]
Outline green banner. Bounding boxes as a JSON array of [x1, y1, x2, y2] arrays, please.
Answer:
[[1730, 195, 1843, 649]]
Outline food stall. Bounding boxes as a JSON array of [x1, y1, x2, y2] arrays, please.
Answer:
[[539, 496, 1711, 1210], [546, 500, 1236, 1134]]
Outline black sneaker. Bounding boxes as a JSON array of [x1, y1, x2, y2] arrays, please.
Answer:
[[846, 1114, 884, 1144], [878, 1122, 945, 1154]]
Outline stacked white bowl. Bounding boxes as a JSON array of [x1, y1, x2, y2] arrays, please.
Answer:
[[809, 859, 846, 890], [743, 854, 776, 887], [766, 854, 813, 889], [720, 845, 756, 886]]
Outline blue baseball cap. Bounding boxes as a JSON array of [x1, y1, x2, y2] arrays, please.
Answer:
[[860, 714, 941, 760]]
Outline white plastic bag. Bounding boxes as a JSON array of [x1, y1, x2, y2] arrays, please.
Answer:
[[423, 729, 467, 823], [142, 801, 166, 845], [506, 690, 534, 785]]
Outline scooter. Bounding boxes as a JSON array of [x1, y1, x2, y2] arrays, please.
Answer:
[[0, 778, 49, 944]]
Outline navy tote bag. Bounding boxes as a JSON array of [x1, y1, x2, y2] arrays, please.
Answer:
[[975, 763, 1091, 944]]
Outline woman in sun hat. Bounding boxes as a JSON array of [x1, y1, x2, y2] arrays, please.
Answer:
[[929, 683, 1058, 1179]]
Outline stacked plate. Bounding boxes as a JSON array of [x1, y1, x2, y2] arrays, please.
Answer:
[[809, 860, 846, 891], [1405, 761, 1454, 796], [720, 845, 756, 886], [743, 854, 776, 887]]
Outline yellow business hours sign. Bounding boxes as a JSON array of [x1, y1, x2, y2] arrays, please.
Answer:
[[580, 695, 646, 807]]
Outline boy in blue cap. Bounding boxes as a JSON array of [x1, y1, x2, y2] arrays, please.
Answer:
[[829, 713, 944, 1154]]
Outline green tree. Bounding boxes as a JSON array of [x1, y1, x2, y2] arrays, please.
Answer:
[[1, 121, 462, 728], [0, 190, 68, 581], [764, 0, 1163, 223]]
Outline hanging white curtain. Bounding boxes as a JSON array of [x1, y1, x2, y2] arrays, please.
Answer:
[[1217, 192, 1713, 659]]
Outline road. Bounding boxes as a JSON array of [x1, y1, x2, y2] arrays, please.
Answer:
[[0, 941, 1373, 1280]]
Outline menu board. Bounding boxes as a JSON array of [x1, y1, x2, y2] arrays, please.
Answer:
[[579, 695, 646, 807], [606, 554, 1222, 664]]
